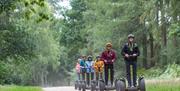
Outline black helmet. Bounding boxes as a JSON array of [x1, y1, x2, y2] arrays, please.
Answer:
[[87, 55, 92, 61], [128, 34, 135, 38]]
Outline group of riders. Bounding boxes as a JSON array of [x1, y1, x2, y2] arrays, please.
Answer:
[[75, 34, 140, 87]]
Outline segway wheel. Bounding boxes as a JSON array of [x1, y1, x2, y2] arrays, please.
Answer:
[[99, 80, 105, 91], [115, 80, 125, 91], [75, 81, 78, 90], [78, 81, 82, 91], [139, 77, 146, 91], [82, 81, 86, 91], [91, 81, 96, 91]]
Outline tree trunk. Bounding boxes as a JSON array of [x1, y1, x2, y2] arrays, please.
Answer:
[[143, 23, 148, 69], [154, 0, 161, 65], [172, 7, 178, 47], [160, 0, 167, 65], [149, 32, 155, 67]]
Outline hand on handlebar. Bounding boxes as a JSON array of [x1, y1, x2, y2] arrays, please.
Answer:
[[133, 54, 137, 57], [125, 54, 129, 58], [104, 60, 107, 63], [125, 54, 137, 58], [80, 66, 85, 68]]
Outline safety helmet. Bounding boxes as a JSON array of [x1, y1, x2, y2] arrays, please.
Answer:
[[106, 42, 112, 47], [128, 34, 135, 38], [96, 55, 100, 59], [81, 55, 86, 59], [87, 55, 93, 61]]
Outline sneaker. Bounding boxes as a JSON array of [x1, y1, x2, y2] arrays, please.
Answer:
[[127, 85, 131, 88]]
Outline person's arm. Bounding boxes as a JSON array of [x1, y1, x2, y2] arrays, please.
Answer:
[[75, 63, 79, 70], [134, 45, 140, 56], [101, 61, 104, 68], [121, 45, 126, 56], [122, 44, 130, 58], [101, 51, 107, 63], [112, 50, 116, 62], [93, 62, 97, 68]]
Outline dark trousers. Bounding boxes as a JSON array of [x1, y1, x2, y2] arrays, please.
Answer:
[[86, 73, 94, 86], [104, 64, 114, 85], [82, 72, 85, 81], [81, 68, 86, 81], [96, 72, 103, 81], [96, 72, 103, 85], [125, 61, 137, 87], [77, 73, 80, 80]]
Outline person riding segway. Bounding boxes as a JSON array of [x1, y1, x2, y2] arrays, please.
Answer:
[[85, 55, 95, 86], [121, 34, 140, 87], [80, 55, 87, 81], [101, 43, 116, 86], [75, 58, 81, 90], [76, 58, 81, 80], [94, 55, 104, 85]]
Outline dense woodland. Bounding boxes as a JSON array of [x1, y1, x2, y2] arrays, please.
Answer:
[[0, 0, 179, 86]]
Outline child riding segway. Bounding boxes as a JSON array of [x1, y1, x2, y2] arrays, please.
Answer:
[[75, 58, 81, 90], [85, 55, 95, 87], [79, 55, 87, 91], [94, 55, 104, 85]]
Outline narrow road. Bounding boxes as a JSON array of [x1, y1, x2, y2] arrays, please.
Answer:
[[43, 78, 180, 91], [43, 86, 78, 91]]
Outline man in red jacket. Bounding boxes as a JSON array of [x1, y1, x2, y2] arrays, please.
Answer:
[[101, 43, 116, 86]]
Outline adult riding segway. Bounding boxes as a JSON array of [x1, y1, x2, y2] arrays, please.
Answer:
[[125, 55, 146, 91]]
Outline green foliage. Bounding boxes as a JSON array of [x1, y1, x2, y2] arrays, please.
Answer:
[[0, 0, 180, 86], [169, 23, 180, 37], [139, 64, 180, 79], [0, 86, 42, 91], [0, 0, 61, 86], [147, 82, 180, 91]]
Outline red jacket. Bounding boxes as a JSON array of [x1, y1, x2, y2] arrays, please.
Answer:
[[101, 49, 116, 64]]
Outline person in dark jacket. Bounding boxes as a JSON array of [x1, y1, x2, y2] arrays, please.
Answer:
[[80, 55, 87, 81], [121, 34, 140, 87], [101, 43, 116, 86]]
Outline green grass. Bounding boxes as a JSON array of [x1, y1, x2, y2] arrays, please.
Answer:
[[147, 82, 180, 91], [0, 86, 42, 91]]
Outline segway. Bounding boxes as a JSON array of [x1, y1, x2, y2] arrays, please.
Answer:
[[118, 55, 146, 91], [93, 70, 125, 91], [90, 67, 105, 91], [77, 80, 86, 91], [75, 80, 82, 91], [75, 80, 78, 90], [115, 77, 146, 91], [75, 69, 86, 91], [90, 80, 97, 91], [97, 78, 127, 91], [81, 71, 94, 91]]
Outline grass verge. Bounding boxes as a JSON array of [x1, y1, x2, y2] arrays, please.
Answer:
[[146, 78, 180, 91], [0, 86, 42, 91]]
